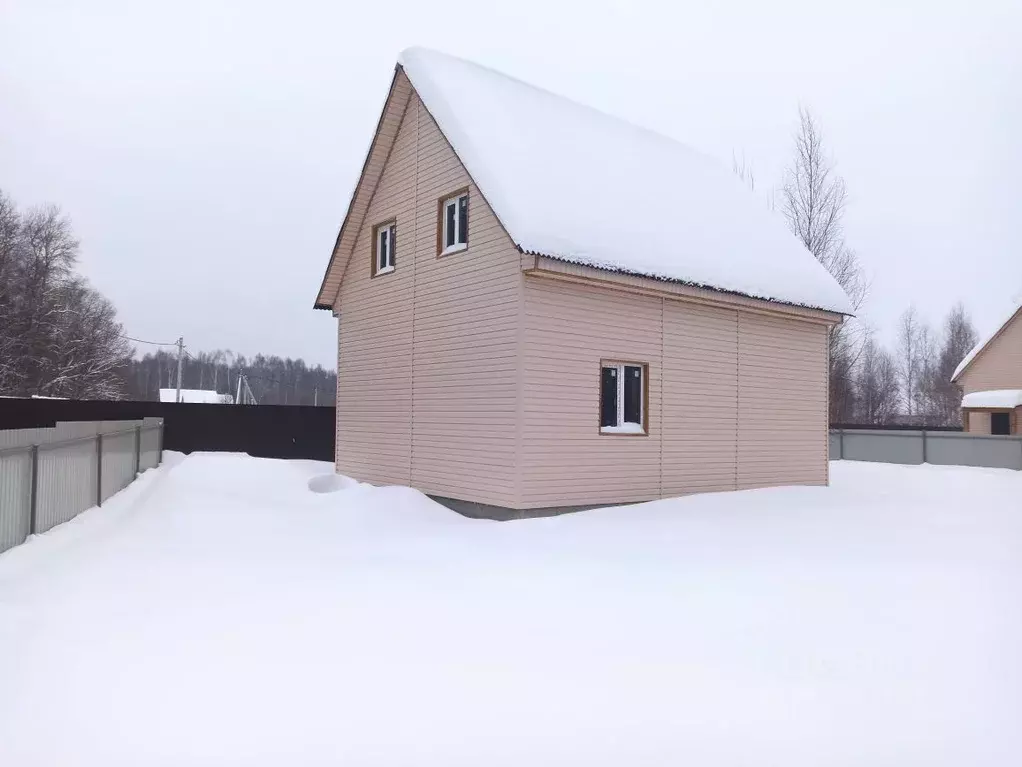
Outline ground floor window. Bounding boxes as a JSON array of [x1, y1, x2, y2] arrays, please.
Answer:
[[600, 361, 647, 435], [991, 411, 1011, 435]]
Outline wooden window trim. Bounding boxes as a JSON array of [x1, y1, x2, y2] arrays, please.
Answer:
[[436, 187, 469, 257], [370, 219, 396, 277], [598, 359, 650, 437]]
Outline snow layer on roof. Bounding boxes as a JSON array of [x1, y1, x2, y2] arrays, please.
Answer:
[[961, 390, 1022, 409], [398, 47, 852, 315], [952, 303, 1022, 381], [159, 389, 234, 404]]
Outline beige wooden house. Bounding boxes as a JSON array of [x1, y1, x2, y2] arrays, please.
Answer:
[[314, 48, 851, 516], [953, 304, 1022, 435]]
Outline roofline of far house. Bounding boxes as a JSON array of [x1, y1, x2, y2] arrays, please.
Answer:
[[952, 305, 1022, 383]]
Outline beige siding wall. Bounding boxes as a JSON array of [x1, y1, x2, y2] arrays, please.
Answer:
[[335, 92, 521, 505], [520, 278, 830, 508], [408, 96, 520, 507], [335, 98, 416, 487], [521, 278, 663, 508], [737, 312, 829, 489], [967, 411, 992, 434], [661, 301, 739, 496], [959, 310, 1022, 394]]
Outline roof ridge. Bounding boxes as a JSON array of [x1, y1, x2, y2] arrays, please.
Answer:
[[398, 47, 719, 167]]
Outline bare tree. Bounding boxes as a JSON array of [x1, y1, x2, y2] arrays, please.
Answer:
[[0, 190, 22, 392], [0, 189, 129, 399], [896, 307, 923, 417], [933, 303, 978, 425], [781, 107, 868, 421], [17, 204, 81, 393], [732, 151, 755, 192], [44, 279, 131, 399], [912, 323, 938, 422], [855, 333, 900, 424]]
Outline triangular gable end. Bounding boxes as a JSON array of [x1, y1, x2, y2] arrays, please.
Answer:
[[314, 69, 414, 311], [952, 304, 1022, 383], [315, 67, 517, 311]]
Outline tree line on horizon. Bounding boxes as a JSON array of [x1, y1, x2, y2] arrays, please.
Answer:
[[122, 349, 336, 406]]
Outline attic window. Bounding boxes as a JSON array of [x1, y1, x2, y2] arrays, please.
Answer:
[[439, 190, 468, 255], [373, 221, 396, 276], [600, 362, 648, 435]]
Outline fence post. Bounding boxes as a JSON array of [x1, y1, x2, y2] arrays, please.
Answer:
[[96, 433, 103, 508], [838, 429, 844, 460], [921, 429, 928, 464], [134, 425, 142, 475], [158, 421, 164, 466], [29, 445, 39, 536]]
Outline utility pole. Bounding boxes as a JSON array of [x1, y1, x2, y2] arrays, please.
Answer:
[[314, 385, 319, 406], [175, 337, 184, 403], [235, 373, 243, 405], [243, 375, 257, 406]]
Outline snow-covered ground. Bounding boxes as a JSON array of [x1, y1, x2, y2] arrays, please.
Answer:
[[0, 453, 1019, 766]]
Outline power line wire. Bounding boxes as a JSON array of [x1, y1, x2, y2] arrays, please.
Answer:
[[121, 334, 179, 347]]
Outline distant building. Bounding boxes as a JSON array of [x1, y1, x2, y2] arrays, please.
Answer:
[[159, 389, 234, 405], [953, 303, 1022, 435]]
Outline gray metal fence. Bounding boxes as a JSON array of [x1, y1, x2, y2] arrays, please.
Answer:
[[830, 428, 1022, 471], [0, 419, 163, 555]]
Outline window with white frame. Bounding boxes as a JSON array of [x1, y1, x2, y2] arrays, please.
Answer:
[[440, 191, 468, 254], [600, 362, 646, 434], [374, 221, 395, 275]]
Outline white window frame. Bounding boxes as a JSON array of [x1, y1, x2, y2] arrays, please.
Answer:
[[600, 362, 646, 435], [375, 222, 395, 275], [440, 192, 467, 255]]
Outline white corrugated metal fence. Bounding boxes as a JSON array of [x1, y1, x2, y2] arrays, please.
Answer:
[[0, 419, 163, 554], [830, 428, 1022, 471]]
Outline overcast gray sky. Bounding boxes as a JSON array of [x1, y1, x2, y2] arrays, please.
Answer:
[[2, 0, 1019, 367]]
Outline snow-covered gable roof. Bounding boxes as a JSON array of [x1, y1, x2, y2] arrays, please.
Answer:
[[952, 303, 1022, 382], [398, 47, 852, 315]]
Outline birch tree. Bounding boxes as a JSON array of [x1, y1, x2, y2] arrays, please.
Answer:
[[781, 108, 868, 421], [896, 307, 923, 417], [913, 323, 939, 421]]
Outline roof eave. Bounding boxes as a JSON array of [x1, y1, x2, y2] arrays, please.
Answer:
[[951, 305, 1022, 383], [522, 250, 851, 321], [313, 65, 404, 311]]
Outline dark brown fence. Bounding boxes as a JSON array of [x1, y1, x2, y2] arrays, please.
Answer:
[[0, 399, 335, 462]]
